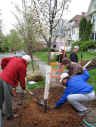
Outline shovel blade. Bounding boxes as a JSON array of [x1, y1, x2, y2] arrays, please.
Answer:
[[33, 97, 44, 105]]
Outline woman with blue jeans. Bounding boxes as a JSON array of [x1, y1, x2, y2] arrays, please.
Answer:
[[50, 69, 95, 115]]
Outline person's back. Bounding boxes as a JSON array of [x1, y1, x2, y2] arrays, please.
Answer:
[[0, 57, 27, 88], [67, 70, 93, 94], [68, 62, 83, 76], [62, 58, 83, 76]]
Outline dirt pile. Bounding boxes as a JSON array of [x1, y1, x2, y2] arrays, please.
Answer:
[[19, 87, 82, 127], [80, 58, 96, 70], [3, 87, 83, 127]]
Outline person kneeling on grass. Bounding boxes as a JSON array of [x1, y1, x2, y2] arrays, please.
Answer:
[[50, 68, 95, 116]]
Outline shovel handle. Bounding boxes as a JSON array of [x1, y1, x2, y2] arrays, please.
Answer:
[[26, 89, 40, 101], [83, 60, 92, 69], [26, 89, 35, 96]]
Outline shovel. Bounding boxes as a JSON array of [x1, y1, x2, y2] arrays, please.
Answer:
[[83, 60, 92, 69], [26, 89, 44, 106]]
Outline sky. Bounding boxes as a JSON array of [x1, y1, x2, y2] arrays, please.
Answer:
[[0, 0, 91, 35]]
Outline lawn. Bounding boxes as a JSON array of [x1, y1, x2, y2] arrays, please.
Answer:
[[33, 50, 96, 63], [88, 69, 96, 91], [27, 78, 45, 90], [33, 51, 48, 63], [33, 50, 96, 91], [78, 51, 96, 61]]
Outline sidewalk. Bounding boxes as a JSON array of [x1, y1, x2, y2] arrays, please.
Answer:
[[33, 57, 51, 76]]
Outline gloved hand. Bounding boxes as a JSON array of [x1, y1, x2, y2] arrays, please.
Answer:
[[50, 104, 57, 109]]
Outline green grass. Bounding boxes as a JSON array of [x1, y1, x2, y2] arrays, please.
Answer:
[[78, 51, 96, 61], [88, 69, 96, 91], [33, 50, 96, 63], [27, 78, 45, 90], [28, 61, 39, 71], [33, 50, 96, 91], [33, 51, 48, 63]]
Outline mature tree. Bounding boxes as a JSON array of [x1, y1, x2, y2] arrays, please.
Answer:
[[84, 20, 92, 40], [6, 29, 22, 52], [13, 0, 42, 71], [79, 17, 87, 41], [0, 10, 5, 52], [33, 0, 71, 63], [79, 17, 92, 41]]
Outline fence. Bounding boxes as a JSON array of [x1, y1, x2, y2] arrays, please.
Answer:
[[49, 62, 64, 82]]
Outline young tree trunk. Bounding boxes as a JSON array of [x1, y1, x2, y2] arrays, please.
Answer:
[[28, 42, 35, 72], [48, 36, 51, 64]]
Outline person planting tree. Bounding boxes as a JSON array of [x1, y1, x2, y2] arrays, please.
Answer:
[[0, 55, 31, 126], [62, 58, 83, 77], [50, 67, 95, 116]]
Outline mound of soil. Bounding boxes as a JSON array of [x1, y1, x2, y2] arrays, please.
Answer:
[[80, 58, 96, 70], [3, 87, 83, 127]]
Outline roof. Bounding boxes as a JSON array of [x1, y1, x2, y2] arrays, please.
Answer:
[[88, 0, 96, 15], [69, 13, 86, 25]]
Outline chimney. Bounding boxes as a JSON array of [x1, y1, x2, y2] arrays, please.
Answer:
[[82, 12, 86, 16]]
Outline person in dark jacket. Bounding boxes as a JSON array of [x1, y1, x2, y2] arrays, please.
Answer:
[[70, 46, 79, 62], [56, 47, 67, 63], [50, 69, 95, 116], [0, 55, 31, 123]]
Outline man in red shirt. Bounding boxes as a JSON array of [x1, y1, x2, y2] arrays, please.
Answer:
[[0, 55, 31, 122]]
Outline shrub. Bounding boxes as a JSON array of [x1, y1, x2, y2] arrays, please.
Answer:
[[72, 40, 96, 51]]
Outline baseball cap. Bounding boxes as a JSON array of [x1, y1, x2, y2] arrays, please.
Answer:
[[60, 73, 69, 83], [22, 55, 31, 63], [74, 46, 79, 49]]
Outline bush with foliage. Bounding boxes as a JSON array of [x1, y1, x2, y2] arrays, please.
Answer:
[[72, 40, 96, 51], [79, 17, 92, 41]]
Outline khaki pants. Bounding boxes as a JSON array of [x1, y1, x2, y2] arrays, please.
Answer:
[[67, 90, 95, 112]]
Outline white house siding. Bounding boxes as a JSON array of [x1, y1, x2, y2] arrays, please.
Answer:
[[87, 0, 96, 40], [71, 27, 79, 42], [91, 13, 96, 40]]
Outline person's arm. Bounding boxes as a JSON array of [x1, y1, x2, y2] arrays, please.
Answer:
[[81, 69, 90, 81], [56, 86, 70, 107], [19, 66, 26, 89], [1, 57, 11, 69]]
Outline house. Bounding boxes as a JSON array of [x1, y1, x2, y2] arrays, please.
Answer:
[[87, 0, 96, 40], [54, 13, 86, 52], [53, 19, 70, 51], [67, 12, 86, 42]]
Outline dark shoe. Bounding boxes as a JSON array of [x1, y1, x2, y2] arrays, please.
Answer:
[[7, 115, 13, 120], [7, 114, 19, 120], [78, 110, 89, 116]]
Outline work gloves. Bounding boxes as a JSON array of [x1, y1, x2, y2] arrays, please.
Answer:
[[50, 104, 57, 109]]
